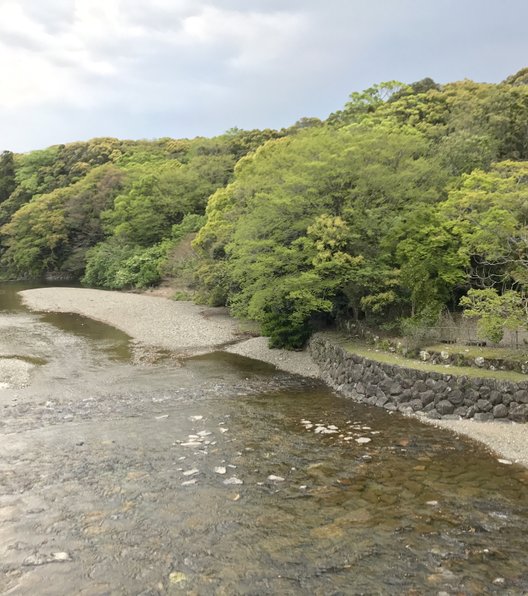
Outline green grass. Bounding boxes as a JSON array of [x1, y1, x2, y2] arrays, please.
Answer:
[[332, 337, 528, 382]]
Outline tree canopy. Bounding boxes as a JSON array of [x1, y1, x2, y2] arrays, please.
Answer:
[[1, 68, 527, 347]]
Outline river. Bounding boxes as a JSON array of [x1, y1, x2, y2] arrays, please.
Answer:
[[0, 282, 527, 594]]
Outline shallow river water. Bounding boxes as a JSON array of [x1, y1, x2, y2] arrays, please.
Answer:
[[0, 283, 527, 595]]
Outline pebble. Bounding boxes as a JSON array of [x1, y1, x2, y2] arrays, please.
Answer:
[[181, 479, 197, 486], [183, 469, 199, 477], [189, 415, 203, 421], [426, 500, 439, 506], [155, 414, 168, 420], [223, 477, 243, 485], [355, 437, 372, 444], [219, 428, 229, 433], [215, 467, 227, 475], [169, 571, 188, 584], [498, 459, 513, 465], [267, 475, 285, 482], [51, 552, 71, 562]]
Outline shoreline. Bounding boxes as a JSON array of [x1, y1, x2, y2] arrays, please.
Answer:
[[19, 287, 528, 468]]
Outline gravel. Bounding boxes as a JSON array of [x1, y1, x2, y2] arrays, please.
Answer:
[[417, 416, 528, 468], [20, 288, 241, 352], [225, 337, 320, 378]]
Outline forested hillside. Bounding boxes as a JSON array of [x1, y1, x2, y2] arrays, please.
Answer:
[[1, 69, 527, 347]]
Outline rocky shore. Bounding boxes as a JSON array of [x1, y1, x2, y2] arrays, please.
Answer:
[[19, 287, 528, 467]]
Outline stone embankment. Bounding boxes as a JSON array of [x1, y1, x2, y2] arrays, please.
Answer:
[[309, 334, 528, 422]]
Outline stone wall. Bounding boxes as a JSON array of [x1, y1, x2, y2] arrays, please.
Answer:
[[309, 334, 528, 422]]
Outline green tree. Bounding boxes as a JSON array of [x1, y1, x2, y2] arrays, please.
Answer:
[[0, 151, 16, 203], [460, 288, 526, 344]]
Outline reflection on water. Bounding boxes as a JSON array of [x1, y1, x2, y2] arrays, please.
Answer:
[[0, 283, 527, 594]]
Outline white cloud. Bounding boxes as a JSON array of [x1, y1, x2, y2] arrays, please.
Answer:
[[0, 0, 308, 111]]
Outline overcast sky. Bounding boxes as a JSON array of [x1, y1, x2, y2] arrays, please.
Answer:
[[1, 0, 527, 152]]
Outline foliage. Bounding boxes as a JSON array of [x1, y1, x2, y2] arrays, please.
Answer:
[[1, 68, 528, 349], [460, 288, 526, 344]]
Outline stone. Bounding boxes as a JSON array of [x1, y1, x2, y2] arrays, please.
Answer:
[[51, 552, 71, 562], [474, 412, 493, 421], [183, 469, 199, 476], [509, 404, 528, 422], [474, 356, 485, 367], [409, 399, 423, 412], [420, 390, 435, 406], [214, 467, 227, 475], [355, 437, 371, 444], [454, 406, 468, 418], [436, 400, 455, 415], [419, 350, 431, 361], [389, 384, 402, 396], [169, 571, 188, 585], [448, 389, 464, 405], [414, 381, 427, 392], [267, 475, 285, 482], [476, 399, 492, 412], [223, 477, 243, 485], [492, 404, 508, 419], [489, 390, 502, 405], [514, 389, 528, 404]]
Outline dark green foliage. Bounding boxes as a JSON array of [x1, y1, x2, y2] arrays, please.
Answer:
[[0, 151, 16, 203]]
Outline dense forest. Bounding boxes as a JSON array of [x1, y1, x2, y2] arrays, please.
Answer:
[[1, 68, 528, 348]]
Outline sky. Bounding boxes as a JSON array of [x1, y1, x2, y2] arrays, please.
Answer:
[[1, 0, 527, 153]]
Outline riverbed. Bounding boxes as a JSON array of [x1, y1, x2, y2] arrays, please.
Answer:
[[1, 282, 527, 594]]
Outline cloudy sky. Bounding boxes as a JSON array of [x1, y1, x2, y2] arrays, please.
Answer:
[[1, 0, 527, 152]]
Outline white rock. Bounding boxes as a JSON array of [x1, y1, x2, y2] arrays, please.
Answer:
[[223, 477, 243, 485], [183, 469, 199, 477], [426, 500, 439, 506], [197, 430, 211, 437], [181, 442, 202, 447], [355, 437, 372, 444], [181, 479, 197, 486], [189, 415, 203, 421], [215, 467, 227, 475], [267, 475, 285, 482], [52, 552, 71, 561], [498, 459, 513, 465], [219, 427, 229, 433], [327, 425, 338, 430], [155, 414, 169, 420]]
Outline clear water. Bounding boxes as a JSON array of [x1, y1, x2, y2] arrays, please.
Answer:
[[0, 283, 527, 595]]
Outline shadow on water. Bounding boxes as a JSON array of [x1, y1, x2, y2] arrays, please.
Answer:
[[41, 311, 133, 362], [0, 282, 133, 362]]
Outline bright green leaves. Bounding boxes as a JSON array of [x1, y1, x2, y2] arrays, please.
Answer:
[[460, 288, 526, 344]]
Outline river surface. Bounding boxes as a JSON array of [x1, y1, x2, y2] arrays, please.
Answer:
[[0, 282, 527, 595]]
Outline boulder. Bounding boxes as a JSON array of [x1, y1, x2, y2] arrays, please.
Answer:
[[436, 400, 455, 415]]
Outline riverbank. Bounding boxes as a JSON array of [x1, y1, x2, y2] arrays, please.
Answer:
[[19, 287, 528, 467]]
